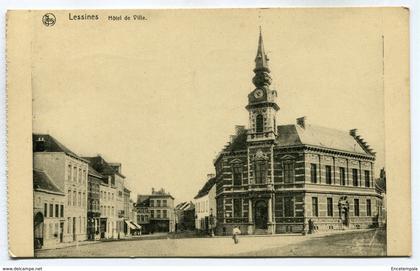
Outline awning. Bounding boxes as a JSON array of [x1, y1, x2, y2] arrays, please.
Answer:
[[125, 220, 136, 230], [131, 221, 142, 230]]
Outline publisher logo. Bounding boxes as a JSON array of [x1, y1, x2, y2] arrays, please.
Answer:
[[42, 13, 56, 27]]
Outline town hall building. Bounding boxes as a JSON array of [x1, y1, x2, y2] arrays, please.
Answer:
[[214, 31, 384, 235]]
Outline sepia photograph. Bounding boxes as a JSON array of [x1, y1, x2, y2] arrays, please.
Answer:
[[6, 7, 411, 258]]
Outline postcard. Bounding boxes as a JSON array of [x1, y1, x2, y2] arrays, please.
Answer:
[[6, 8, 410, 257]]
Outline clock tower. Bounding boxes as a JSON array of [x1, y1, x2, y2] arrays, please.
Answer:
[[246, 29, 279, 142]]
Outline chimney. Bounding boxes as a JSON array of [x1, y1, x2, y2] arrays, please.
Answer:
[[207, 173, 216, 180], [349, 129, 357, 137], [152, 187, 155, 194], [296, 116, 307, 128], [34, 136, 46, 152]]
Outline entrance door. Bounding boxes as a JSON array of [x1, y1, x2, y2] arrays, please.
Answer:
[[342, 208, 349, 226], [254, 200, 268, 229]]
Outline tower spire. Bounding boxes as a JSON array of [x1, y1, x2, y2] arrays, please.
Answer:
[[253, 27, 272, 88], [255, 27, 270, 71]]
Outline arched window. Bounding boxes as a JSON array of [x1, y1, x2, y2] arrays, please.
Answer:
[[256, 114, 264, 133]]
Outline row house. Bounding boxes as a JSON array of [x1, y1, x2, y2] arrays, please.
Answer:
[[194, 174, 217, 232], [33, 169, 65, 249], [33, 134, 88, 243], [87, 165, 102, 240], [136, 188, 175, 233], [213, 31, 383, 235]]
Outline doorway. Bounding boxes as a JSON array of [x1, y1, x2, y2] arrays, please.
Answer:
[[254, 200, 268, 229]]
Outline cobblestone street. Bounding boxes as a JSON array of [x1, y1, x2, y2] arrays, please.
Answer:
[[35, 228, 386, 257]]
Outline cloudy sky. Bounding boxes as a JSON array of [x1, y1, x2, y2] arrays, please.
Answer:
[[32, 9, 385, 204]]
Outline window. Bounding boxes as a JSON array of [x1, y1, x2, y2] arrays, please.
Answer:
[[73, 167, 77, 182], [352, 169, 359, 186], [162, 200, 167, 207], [140, 215, 144, 222], [78, 168, 82, 184], [256, 114, 264, 133], [232, 164, 243, 186], [49, 204, 54, 218], [310, 164, 317, 183], [55, 204, 59, 217], [366, 199, 372, 216], [233, 199, 242, 218], [157, 210, 161, 218], [73, 191, 77, 206], [157, 200, 161, 207], [325, 165, 332, 185], [67, 164, 72, 181], [284, 197, 294, 217], [284, 161, 295, 184], [44, 203, 48, 217], [67, 217, 71, 234], [364, 170, 370, 187], [339, 167, 346, 186], [354, 199, 360, 216], [327, 198, 333, 216], [111, 206, 114, 216], [150, 200, 154, 207], [78, 192, 81, 206], [312, 197, 318, 217], [83, 170, 86, 184], [82, 192, 86, 206], [150, 210, 154, 218], [254, 160, 267, 184], [163, 210, 167, 218]]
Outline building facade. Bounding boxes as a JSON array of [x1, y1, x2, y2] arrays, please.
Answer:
[[99, 176, 116, 239], [214, 32, 383, 235], [33, 169, 66, 249], [33, 134, 88, 242], [174, 201, 195, 231], [87, 165, 102, 240], [136, 188, 175, 233], [194, 175, 217, 232]]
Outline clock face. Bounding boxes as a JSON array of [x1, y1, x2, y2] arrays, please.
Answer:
[[254, 89, 264, 98]]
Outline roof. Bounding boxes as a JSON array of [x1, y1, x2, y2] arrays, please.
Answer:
[[88, 164, 103, 179], [33, 169, 64, 195], [83, 156, 126, 178], [224, 124, 373, 156], [137, 195, 150, 207], [194, 177, 217, 199], [33, 134, 84, 160], [175, 201, 195, 211]]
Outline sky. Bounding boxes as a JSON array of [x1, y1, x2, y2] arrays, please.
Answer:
[[32, 9, 385, 204]]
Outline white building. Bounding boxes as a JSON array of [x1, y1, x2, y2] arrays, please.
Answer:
[[33, 134, 88, 243], [194, 174, 217, 232], [99, 176, 117, 239], [33, 169, 66, 249]]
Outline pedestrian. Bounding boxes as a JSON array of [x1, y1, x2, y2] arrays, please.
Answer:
[[308, 219, 314, 234], [232, 225, 241, 244]]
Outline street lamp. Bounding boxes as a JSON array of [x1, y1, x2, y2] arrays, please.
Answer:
[[209, 208, 215, 237]]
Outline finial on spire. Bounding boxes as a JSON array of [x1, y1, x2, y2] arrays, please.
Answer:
[[253, 27, 272, 88]]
